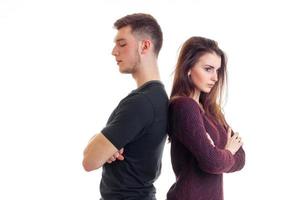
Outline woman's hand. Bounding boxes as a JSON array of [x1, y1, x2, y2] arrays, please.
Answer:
[[206, 132, 215, 146], [225, 128, 243, 155]]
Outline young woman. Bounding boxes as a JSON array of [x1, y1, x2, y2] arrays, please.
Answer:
[[167, 36, 245, 200]]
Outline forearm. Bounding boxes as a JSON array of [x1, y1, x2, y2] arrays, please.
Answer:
[[177, 130, 235, 174], [83, 134, 97, 155], [195, 147, 235, 174], [82, 133, 118, 171], [226, 147, 246, 173]]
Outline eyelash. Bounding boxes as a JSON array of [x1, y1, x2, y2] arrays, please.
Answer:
[[205, 68, 213, 72], [205, 67, 220, 73], [119, 44, 126, 47]]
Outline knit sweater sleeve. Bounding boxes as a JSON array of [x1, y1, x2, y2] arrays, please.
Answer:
[[226, 146, 245, 173], [171, 98, 235, 174]]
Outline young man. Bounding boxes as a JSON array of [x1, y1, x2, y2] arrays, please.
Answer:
[[82, 13, 168, 200]]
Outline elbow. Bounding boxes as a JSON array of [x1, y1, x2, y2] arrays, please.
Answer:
[[82, 159, 94, 172], [228, 158, 246, 173], [199, 160, 235, 175], [227, 150, 246, 173], [202, 166, 226, 175], [82, 156, 103, 172]]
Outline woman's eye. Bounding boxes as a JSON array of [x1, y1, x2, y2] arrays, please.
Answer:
[[119, 43, 126, 47], [205, 68, 212, 72]]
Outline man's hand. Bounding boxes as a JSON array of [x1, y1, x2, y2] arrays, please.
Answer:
[[107, 148, 124, 164]]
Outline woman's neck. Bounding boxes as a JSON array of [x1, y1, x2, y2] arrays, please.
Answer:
[[190, 90, 204, 112]]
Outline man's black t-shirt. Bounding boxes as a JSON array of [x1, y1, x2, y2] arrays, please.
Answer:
[[100, 81, 168, 200]]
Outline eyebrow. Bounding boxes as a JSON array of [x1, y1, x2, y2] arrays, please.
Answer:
[[114, 38, 126, 43], [205, 65, 221, 70]]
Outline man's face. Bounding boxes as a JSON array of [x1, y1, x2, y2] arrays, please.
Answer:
[[112, 26, 140, 74]]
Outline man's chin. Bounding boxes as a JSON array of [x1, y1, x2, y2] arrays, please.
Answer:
[[119, 68, 131, 74]]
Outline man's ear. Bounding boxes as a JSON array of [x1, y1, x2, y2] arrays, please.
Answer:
[[140, 40, 151, 55]]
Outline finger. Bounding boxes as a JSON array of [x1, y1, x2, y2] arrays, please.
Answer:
[[114, 152, 120, 158], [107, 159, 112, 163], [235, 132, 239, 138], [206, 132, 211, 140], [117, 154, 125, 160], [227, 127, 232, 140], [232, 132, 239, 139], [238, 138, 243, 144], [111, 157, 116, 161], [206, 133, 214, 145], [236, 135, 242, 143]]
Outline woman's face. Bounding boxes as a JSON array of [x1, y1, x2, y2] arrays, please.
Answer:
[[189, 52, 221, 93]]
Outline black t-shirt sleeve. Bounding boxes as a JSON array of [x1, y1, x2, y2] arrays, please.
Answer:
[[101, 93, 154, 150]]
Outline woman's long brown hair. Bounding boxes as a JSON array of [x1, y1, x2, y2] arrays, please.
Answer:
[[170, 36, 228, 126]]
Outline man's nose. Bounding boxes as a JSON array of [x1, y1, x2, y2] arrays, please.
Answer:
[[112, 46, 118, 56]]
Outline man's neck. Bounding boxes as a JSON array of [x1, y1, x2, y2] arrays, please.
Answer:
[[132, 61, 161, 88]]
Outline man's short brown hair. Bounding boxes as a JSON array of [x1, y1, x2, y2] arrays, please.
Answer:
[[114, 13, 163, 56]]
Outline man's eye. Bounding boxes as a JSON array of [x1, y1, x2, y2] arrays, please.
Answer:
[[119, 43, 126, 47]]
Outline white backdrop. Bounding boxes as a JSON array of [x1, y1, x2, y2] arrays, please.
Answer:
[[1, 0, 300, 199]]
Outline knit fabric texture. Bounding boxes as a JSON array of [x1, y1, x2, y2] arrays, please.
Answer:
[[167, 97, 245, 200]]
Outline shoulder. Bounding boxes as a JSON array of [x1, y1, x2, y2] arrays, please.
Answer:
[[117, 93, 154, 118], [139, 82, 168, 102], [121, 92, 152, 108], [169, 96, 204, 119], [110, 93, 155, 125], [170, 96, 199, 110]]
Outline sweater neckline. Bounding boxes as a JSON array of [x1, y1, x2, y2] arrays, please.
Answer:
[[171, 96, 205, 113]]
